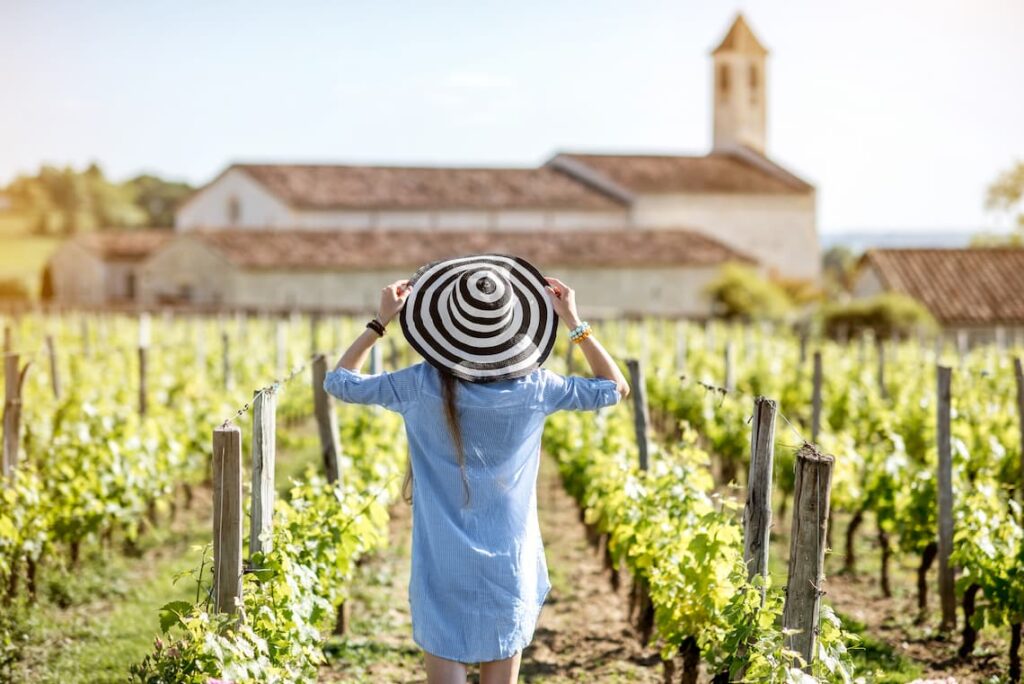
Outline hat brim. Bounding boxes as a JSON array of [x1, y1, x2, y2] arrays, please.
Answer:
[[399, 253, 557, 383]]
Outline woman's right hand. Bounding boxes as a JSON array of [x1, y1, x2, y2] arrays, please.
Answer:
[[544, 276, 581, 328]]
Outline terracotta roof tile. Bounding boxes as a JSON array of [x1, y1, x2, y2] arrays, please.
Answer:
[[553, 152, 811, 194], [187, 228, 756, 271], [862, 248, 1024, 325], [233, 164, 625, 211], [76, 229, 174, 261]]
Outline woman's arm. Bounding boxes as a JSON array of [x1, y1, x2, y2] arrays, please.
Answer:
[[544, 276, 630, 399], [333, 279, 411, 372]]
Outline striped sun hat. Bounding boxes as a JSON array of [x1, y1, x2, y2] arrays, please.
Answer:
[[398, 253, 557, 383]]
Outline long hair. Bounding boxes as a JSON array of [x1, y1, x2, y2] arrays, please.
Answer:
[[401, 366, 472, 508]]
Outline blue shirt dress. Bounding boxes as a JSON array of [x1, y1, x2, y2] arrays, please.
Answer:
[[323, 360, 621, 664]]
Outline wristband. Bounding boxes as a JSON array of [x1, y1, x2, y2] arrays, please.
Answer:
[[366, 318, 386, 337], [569, 321, 591, 342]]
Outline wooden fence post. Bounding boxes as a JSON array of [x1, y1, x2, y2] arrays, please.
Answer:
[[310, 314, 320, 358], [213, 423, 243, 616], [250, 388, 276, 559], [724, 340, 736, 393], [275, 319, 287, 377], [811, 351, 823, 443], [744, 397, 777, 597], [876, 339, 888, 399], [675, 320, 687, 374], [388, 336, 399, 371], [138, 313, 150, 417], [936, 365, 957, 631], [3, 354, 29, 479], [1015, 358, 1024, 508], [369, 343, 382, 375], [625, 359, 650, 471], [311, 354, 341, 483], [565, 339, 575, 374], [782, 444, 834, 669], [45, 334, 61, 400], [221, 331, 232, 391]]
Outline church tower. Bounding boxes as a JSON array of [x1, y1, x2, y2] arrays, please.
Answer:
[[711, 14, 768, 154]]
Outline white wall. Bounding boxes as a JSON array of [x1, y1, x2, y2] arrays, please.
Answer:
[[138, 238, 237, 306], [176, 168, 293, 229], [629, 192, 820, 282], [850, 265, 885, 298]]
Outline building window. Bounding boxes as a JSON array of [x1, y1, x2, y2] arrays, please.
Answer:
[[749, 65, 759, 104], [718, 64, 729, 97], [227, 196, 241, 225]]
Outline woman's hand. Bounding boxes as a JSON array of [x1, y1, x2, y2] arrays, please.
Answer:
[[544, 276, 582, 328], [378, 279, 411, 325]]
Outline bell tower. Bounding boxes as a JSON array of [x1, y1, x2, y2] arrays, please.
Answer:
[[711, 14, 768, 154]]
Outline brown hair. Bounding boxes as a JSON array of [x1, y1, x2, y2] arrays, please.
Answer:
[[401, 366, 471, 508]]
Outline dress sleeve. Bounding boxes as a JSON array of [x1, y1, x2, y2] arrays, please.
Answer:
[[537, 368, 622, 414], [323, 362, 421, 413]]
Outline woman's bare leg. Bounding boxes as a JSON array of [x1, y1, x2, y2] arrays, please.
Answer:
[[424, 650, 468, 684], [479, 650, 522, 684]]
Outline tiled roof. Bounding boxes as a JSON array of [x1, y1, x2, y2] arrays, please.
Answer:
[[551, 151, 812, 195], [186, 228, 756, 271], [232, 164, 625, 211], [861, 248, 1024, 325], [75, 229, 174, 261]]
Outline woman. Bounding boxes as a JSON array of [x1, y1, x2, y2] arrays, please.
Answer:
[[323, 254, 629, 684]]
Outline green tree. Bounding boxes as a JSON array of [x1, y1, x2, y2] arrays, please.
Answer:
[[126, 174, 193, 227], [703, 262, 793, 321], [976, 160, 1024, 246]]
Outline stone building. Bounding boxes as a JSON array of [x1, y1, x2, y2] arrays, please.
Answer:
[[47, 14, 819, 314], [852, 247, 1024, 345]]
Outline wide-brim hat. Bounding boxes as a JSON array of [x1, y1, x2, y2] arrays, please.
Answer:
[[399, 253, 557, 383]]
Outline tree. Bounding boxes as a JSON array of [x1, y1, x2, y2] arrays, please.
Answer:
[[978, 160, 1024, 246], [703, 262, 793, 321], [126, 174, 193, 227], [821, 245, 858, 294]]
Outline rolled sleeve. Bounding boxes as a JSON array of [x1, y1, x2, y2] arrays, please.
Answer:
[[323, 363, 420, 413], [538, 369, 621, 414]]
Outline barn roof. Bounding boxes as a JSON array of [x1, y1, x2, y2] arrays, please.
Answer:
[[183, 228, 757, 271], [229, 164, 626, 211], [549, 148, 812, 195], [73, 229, 174, 261], [860, 247, 1024, 325]]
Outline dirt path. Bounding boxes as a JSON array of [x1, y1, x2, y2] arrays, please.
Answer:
[[319, 451, 664, 683]]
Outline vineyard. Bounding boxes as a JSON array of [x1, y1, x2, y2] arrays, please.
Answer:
[[0, 312, 1022, 683]]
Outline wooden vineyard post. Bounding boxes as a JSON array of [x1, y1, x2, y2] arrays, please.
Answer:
[[876, 339, 888, 400], [212, 423, 243, 616], [744, 397, 777, 596], [626, 359, 650, 471], [782, 444, 834, 670], [369, 343, 382, 375], [675, 319, 687, 374], [1015, 358, 1024, 507], [196, 319, 207, 373], [309, 314, 319, 358], [3, 354, 29, 479], [275, 319, 287, 377], [724, 340, 735, 392], [565, 337, 575, 374], [249, 388, 276, 559], [388, 336, 399, 371], [45, 334, 61, 400], [936, 365, 957, 632], [957, 329, 968, 365], [311, 354, 341, 484], [811, 351, 823, 443], [221, 330, 232, 391], [138, 313, 150, 417]]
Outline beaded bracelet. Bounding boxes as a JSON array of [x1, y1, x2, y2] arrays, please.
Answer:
[[571, 327, 593, 344], [569, 321, 592, 343]]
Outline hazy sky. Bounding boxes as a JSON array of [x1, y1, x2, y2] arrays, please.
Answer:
[[1, 0, 1022, 234]]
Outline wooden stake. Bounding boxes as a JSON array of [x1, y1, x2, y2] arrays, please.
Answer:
[[744, 396, 776, 598], [45, 335, 61, 400], [626, 359, 650, 471], [936, 365, 956, 631], [212, 423, 243, 615], [2, 354, 29, 478], [811, 351, 823, 443], [250, 388, 276, 559], [275, 320, 287, 377], [877, 339, 888, 399], [782, 444, 834, 669], [369, 343, 382, 375], [221, 331, 232, 391], [724, 340, 736, 393], [675, 320, 687, 373], [311, 354, 341, 483], [1015, 358, 1024, 508]]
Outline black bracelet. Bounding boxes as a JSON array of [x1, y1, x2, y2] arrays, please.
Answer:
[[366, 318, 386, 337]]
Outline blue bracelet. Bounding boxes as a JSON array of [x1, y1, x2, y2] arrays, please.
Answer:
[[569, 321, 590, 340]]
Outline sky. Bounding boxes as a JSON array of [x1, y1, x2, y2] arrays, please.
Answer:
[[1, 0, 1022, 234]]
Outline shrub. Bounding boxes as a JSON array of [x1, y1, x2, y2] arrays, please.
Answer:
[[821, 292, 937, 340], [703, 262, 793, 321]]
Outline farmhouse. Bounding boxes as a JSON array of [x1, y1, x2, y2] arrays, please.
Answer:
[[46, 14, 818, 314], [137, 228, 755, 317], [852, 247, 1024, 344]]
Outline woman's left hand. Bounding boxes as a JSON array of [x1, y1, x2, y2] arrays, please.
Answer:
[[378, 279, 412, 325]]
